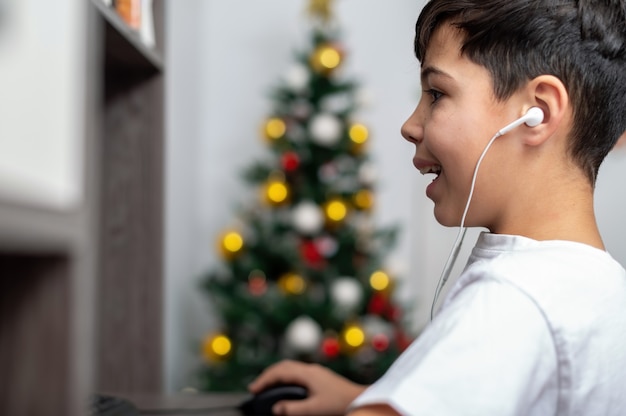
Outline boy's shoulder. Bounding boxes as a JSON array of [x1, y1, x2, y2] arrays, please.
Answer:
[[455, 233, 626, 325]]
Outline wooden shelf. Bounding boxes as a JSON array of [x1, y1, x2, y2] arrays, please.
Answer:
[[91, 0, 164, 74], [0, 1, 165, 413], [0, 199, 78, 254]]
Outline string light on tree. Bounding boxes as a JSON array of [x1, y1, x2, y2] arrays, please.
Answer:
[[310, 43, 343, 75], [278, 272, 307, 295], [262, 173, 290, 206], [202, 333, 232, 362], [218, 230, 244, 260], [348, 123, 369, 154], [353, 189, 374, 211], [341, 323, 366, 352], [369, 270, 391, 292], [324, 198, 349, 225], [263, 117, 287, 142]]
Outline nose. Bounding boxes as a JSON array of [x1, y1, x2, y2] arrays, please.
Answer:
[[401, 105, 424, 145]]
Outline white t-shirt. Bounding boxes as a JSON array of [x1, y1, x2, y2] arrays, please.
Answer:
[[351, 232, 626, 416]]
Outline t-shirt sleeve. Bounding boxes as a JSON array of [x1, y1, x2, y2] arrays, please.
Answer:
[[349, 279, 558, 416]]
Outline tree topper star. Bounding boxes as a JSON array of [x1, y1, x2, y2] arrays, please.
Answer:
[[308, 0, 334, 22]]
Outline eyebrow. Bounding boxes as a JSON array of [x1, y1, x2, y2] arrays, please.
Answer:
[[421, 66, 453, 83]]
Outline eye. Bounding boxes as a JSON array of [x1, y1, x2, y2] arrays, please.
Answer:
[[424, 88, 443, 104]]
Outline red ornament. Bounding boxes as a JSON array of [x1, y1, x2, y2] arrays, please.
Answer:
[[395, 329, 412, 351], [367, 292, 388, 315], [281, 151, 300, 172], [371, 333, 390, 352], [321, 337, 341, 358], [248, 276, 267, 296], [385, 305, 402, 322], [301, 240, 324, 267]]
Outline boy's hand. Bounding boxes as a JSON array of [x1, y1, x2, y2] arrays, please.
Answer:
[[248, 360, 368, 415]]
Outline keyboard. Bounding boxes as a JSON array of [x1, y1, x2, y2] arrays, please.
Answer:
[[89, 394, 139, 416]]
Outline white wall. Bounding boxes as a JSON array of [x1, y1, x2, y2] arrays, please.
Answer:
[[165, 0, 626, 392], [0, 0, 85, 209], [596, 149, 626, 265]]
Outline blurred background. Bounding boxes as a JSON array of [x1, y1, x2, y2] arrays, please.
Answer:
[[1, 0, 625, 414]]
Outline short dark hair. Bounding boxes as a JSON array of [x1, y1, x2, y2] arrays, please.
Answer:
[[415, 0, 626, 184]]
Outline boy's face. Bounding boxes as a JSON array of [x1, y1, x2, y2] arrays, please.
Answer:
[[402, 22, 522, 229]]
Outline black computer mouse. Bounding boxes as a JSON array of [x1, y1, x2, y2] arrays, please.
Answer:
[[239, 383, 308, 415]]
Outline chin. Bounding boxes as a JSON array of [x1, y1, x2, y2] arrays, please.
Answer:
[[433, 208, 462, 228]]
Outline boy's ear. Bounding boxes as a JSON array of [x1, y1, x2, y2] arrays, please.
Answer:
[[522, 75, 570, 146]]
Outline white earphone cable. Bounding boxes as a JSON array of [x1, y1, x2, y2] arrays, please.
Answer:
[[430, 130, 503, 320]]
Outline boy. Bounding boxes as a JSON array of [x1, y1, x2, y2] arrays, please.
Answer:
[[249, 0, 626, 414]]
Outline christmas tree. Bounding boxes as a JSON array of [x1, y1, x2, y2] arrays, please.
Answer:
[[198, 0, 413, 392]]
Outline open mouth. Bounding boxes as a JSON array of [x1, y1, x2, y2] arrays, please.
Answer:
[[418, 164, 442, 176]]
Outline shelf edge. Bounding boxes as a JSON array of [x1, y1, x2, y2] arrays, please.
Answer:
[[91, 0, 164, 72]]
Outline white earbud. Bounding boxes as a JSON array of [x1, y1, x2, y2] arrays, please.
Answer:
[[497, 107, 544, 136]]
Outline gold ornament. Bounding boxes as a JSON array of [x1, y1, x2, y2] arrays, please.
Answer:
[[369, 270, 391, 292], [349, 123, 369, 144], [202, 333, 232, 362], [307, 0, 333, 22], [263, 117, 287, 142], [349, 123, 369, 154], [218, 230, 244, 259], [341, 323, 365, 351], [262, 173, 290, 206], [310, 44, 343, 75], [353, 189, 374, 211], [324, 198, 348, 224], [278, 272, 307, 295]]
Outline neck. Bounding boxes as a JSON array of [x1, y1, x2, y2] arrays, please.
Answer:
[[493, 176, 605, 250]]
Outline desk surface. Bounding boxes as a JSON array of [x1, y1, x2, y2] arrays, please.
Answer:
[[116, 392, 249, 416]]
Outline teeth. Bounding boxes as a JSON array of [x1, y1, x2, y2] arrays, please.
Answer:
[[419, 165, 442, 175]]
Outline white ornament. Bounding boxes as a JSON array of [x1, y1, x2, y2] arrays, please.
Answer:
[[355, 87, 374, 109], [384, 256, 408, 279], [291, 100, 313, 120], [334, 176, 359, 193], [318, 162, 339, 184], [284, 316, 322, 353], [352, 213, 374, 235], [361, 315, 393, 339], [320, 92, 352, 114], [314, 235, 339, 258], [309, 113, 343, 146], [284, 64, 310, 91], [292, 201, 324, 235], [331, 277, 363, 311], [358, 162, 378, 185]]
